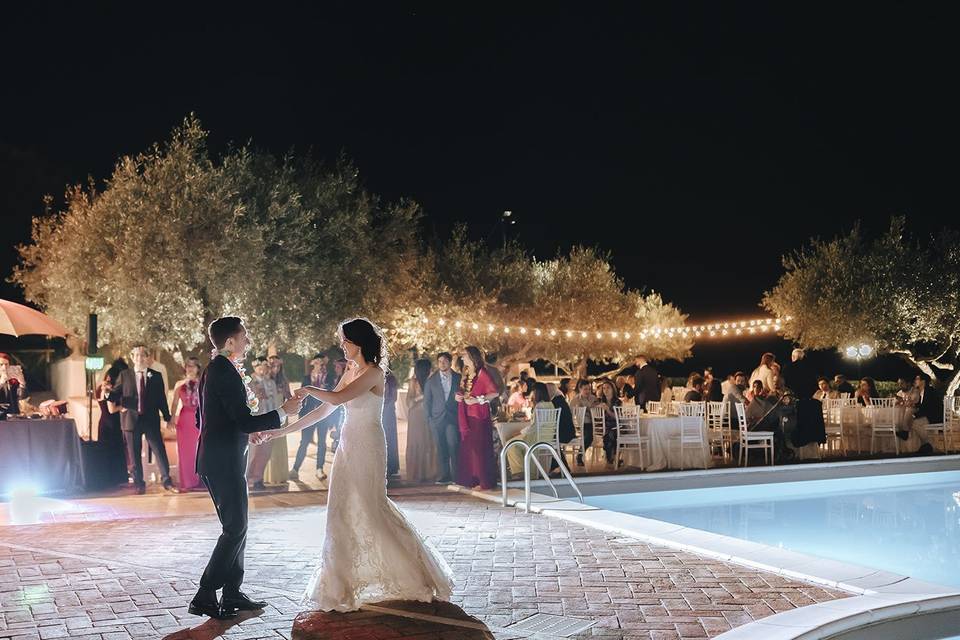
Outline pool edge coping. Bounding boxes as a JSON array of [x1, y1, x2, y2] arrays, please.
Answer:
[[449, 482, 960, 639]]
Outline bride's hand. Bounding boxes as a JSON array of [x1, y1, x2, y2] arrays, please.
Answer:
[[250, 431, 272, 445]]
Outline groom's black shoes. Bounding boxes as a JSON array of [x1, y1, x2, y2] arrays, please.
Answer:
[[188, 593, 237, 619], [221, 591, 267, 612]]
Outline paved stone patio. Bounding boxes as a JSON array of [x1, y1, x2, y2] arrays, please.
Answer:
[[0, 487, 848, 639]]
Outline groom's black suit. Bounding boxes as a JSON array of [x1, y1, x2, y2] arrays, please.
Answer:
[[196, 354, 283, 595]]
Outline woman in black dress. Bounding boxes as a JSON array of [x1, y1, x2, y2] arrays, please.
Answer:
[[95, 359, 129, 485]]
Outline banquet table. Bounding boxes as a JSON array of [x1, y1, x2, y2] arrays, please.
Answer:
[[0, 418, 85, 492], [495, 420, 528, 447], [835, 404, 920, 453], [625, 414, 712, 471]]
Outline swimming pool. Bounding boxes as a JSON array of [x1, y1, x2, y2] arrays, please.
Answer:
[[584, 469, 960, 590]]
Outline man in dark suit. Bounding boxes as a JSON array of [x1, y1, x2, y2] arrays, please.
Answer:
[[118, 345, 174, 494], [190, 317, 302, 619], [633, 354, 661, 408], [423, 352, 461, 484], [904, 373, 938, 454], [0, 353, 27, 415]]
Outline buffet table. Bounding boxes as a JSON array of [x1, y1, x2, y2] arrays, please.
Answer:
[[0, 418, 85, 492]]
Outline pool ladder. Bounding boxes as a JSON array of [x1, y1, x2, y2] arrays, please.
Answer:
[[500, 440, 584, 513]]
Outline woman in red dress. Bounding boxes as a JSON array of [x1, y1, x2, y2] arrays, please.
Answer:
[[170, 356, 204, 491], [456, 346, 499, 490]]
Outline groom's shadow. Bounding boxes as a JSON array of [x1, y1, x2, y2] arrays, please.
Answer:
[[162, 610, 261, 640]]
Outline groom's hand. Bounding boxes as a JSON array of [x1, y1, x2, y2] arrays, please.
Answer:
[[250, 431, 271, 445], [281, 395, 302, 415]]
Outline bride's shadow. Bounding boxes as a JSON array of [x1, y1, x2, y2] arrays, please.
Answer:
[[294, 600, 496, 639], [162, 610, 261, 640]]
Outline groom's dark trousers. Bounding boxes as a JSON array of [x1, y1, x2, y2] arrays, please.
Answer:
[[196, 354, 282, 593]]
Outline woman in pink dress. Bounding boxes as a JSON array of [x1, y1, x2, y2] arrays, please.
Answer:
[[170, 356, 204, 491], [456, 346, 499, 490]]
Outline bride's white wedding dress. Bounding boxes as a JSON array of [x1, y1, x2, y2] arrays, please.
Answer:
[[304, 387, 454, 612]]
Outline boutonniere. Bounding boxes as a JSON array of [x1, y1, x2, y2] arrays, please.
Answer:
[[146, 371, 153, 380]]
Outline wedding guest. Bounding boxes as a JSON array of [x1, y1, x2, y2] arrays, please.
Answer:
[[813, 377, 834, 401], [723, 371, 748, 426], [745, 378, 767, 404], [521, 377, 538, 404], [854, 377, 880, 406], [750, 353, 777, 393], [569, 379, 597, 465], [906, 374, 937, 454], [424, 352, 461, 484], [703, 367, 715, 386], [484, 353, 505, 415], [684, 375, 705, 402], [145, 349, 170, 392], [118, 345, 175, 494], [262, 356, 292, 486], [786, 348, 816, 398], [246, 356, 278, 491], [616, 375, 634, 402], [328, 358, 348, 453], [95, 360, 128, 485], [895, 377, 919, 407], [558, 378, 573, 403], [659, 376, 674, 404], [455, 346, 498, 490], [507, 379, 527, 412], [596, 378, 621, 464], [169, 356, 204, 491], [505, 382, 555, 477], [705, 377, 724, 402], [405, 359, 439, 483], [547, 382, 575, 474], [0, 353, 27, 414], [633, 355, 660, 409], [834, 374, 855, 396], [383, 371, 401, 478], [291, 353, 330, 481]]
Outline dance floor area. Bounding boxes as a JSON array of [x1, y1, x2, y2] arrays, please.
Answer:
[[0, 486, 849, 640]]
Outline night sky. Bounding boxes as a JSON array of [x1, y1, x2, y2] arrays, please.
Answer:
[[3, 2, 957, 328]]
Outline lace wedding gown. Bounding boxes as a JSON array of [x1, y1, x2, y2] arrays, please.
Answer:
[[304, 388, 454, 611]]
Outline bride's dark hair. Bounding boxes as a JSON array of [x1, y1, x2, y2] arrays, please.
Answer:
[[337, 317, 389, 371]]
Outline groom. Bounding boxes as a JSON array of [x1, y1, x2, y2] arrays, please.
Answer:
[[190, 317, 303, 619]]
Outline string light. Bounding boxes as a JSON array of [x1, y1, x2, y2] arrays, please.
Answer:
[[413, 315, 787, 342]]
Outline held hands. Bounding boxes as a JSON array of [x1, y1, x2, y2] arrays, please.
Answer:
[[250, 431, 272, 445], [281, 394, 303, 415]]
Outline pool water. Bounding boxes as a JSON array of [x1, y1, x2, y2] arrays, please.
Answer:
[[585, 470, 960, 589]]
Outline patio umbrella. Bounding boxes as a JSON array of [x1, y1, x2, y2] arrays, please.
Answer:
[[0, 299, 71, 338]]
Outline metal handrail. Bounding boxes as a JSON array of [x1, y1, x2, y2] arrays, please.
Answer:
[[498, 439, 584, 512]]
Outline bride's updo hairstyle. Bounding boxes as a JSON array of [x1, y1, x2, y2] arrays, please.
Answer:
[[337, 317, 389, 371]]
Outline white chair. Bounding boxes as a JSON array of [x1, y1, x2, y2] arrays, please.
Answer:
[[869, 403, 899, 455], [613, 405, 649, 470], [669, 400, 683, 415], [589, 406, 607, 461], [563, 405, 587, 465], [734, 402, 774, 466], [706, 401, 731, 461], [645, 401, 662, 415], [671, 387, 687, 402], [869, 397, 898, 409], [671, 402, 708, 470], [532, 407, 561, 476], [821, 398, 847, 456], [924, 397, 960, 454]]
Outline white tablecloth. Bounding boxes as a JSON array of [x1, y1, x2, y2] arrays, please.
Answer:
[[836, 405, 919, 452], [621, 414, 712, 471], [495, 420, 528, 446]]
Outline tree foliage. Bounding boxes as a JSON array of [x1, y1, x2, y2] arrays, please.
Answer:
[[11, 116, 420, 359], [387, 227, 691, 373], [762, 216, 960, 393]]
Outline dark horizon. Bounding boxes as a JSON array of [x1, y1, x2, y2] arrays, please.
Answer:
[[3, 3, 957, 325]]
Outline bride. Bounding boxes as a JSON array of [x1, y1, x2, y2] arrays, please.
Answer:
[[256, 317, 454, 612]]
